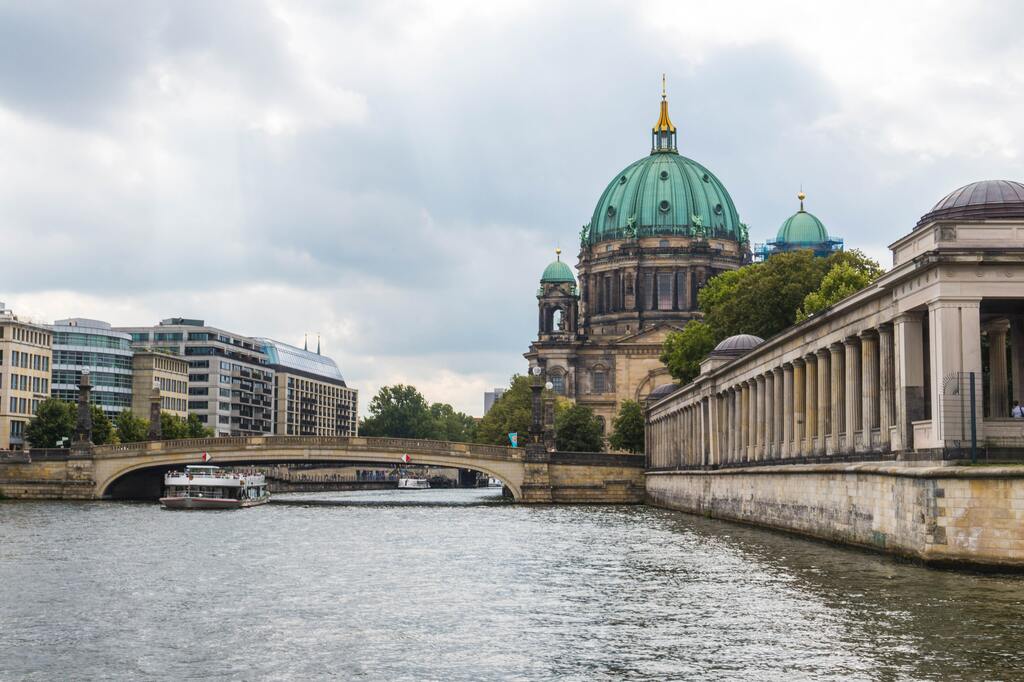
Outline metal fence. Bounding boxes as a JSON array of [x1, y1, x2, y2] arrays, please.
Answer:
[[941, 371, 983, 461]]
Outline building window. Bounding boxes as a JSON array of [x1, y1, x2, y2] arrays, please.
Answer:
[[592, 371, 606, 394], [550, 374, 565, 395], [642, 272, 654, 310], [657, 272, 673, 310]]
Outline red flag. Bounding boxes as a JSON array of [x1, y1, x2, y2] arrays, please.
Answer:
[[401, 454, 411, 463], [201, 451, 212, 462]]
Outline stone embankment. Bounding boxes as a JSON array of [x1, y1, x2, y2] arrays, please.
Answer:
[[647, 463, 1024, 569]]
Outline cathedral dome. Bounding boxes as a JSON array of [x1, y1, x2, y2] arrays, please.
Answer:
[[710, 334, 764, 357], [775, 192, 830, 246], [917, 180, 1024, 226], [586, 87, 743, 245], [540, 249, 575, 283]]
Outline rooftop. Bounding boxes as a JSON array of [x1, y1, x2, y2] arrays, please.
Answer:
[[257, 338, 347, 385]]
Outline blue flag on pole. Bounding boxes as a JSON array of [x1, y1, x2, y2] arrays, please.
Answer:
[[509, 432, 518, 448]]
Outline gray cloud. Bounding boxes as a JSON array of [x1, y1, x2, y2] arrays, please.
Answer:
[[1, 1, 1021, 413]]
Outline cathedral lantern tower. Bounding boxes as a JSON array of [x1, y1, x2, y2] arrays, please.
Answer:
[[537, 248, 579, 340], [527, 79, 750, 434]]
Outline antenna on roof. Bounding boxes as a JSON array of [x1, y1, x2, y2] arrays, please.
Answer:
[[316, 334, 321, 355], [303, 333, 308, 352]]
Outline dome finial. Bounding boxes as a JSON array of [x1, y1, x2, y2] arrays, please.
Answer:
[[652, 75, 677, 153], [797, 187, 806, 212], [555, 247, 562, 261]]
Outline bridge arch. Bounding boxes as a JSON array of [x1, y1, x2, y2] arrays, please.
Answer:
[[92, 436, 526, 501]]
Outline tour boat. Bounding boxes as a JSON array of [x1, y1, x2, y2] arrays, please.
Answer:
[[487, 477, 503, 487], [160, 465, 269, 509], [397, 477, 430, 490]]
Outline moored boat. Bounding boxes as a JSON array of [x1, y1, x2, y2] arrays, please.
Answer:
[[397, 477, 430, 490], [160, 465, 269, 509]]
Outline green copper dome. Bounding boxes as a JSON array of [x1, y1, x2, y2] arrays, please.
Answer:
[[541, 251, 575, 283], [585, 91, 743, 245], [775, 192, 830, 245]]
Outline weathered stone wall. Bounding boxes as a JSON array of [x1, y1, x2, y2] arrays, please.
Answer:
[[0, 458, 95, 500], [647, 464, 1024, 568]]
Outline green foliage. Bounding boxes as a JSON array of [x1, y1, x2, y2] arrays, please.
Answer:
[[554, 403, 605, 453], [429, 402, 477, 443], [797, 250, 886, 321], [699, 250, 829, 340], [359, 385, 475, 442], [25, 398, 75, 448], [475, 375, 535, 446], [185, 413, 214, 438], [666, 249, 886, 381], [115, 410, 150, 443], [609, 400, 645, 453], [90, 406, 116, 446], [360, 384, 437, 438], [660, 320, 716, 384], [161, 412, 190, 440]]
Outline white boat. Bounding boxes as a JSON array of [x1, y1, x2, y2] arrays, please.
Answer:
[[160, 465, 269, 509], [487, 478, 503, 488], [398, 477, 430, 490]]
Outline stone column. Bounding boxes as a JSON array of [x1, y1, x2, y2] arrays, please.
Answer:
[[860, 330, 879, 452], [816, 349, 829, 455], [748, 380, 757, 461], [1011, 318, 1024, 403], [894, 311, 926, 452], [782, 363, 794, 458], [878, 323, 894, 452], [804, 354, 817, 456], [732, 388, 741, 463], [764, 372, 775, 458], [829, 343, 844, 455], [793, 359, 805, 457], [928, 299, 983, 448], [986, 319, 1010, 418], [844, 337, 861, 453], [755, 375, 766, 460], [769, 368, 781, 459], [740, 383, 750, 462]]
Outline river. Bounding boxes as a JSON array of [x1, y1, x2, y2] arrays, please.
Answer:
[[2, 488, 1023, 681]]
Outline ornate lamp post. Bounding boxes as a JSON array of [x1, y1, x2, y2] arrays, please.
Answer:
[[72, 370, 93, 453]]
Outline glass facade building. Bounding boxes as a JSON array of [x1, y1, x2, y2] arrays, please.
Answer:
[[50, 319, 133, 418]]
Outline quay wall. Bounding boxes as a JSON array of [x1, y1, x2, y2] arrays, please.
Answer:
[[646, 464, 1024, 569], [0, 457, 95, 500]]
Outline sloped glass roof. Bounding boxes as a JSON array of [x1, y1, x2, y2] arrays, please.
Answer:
[[256, 338, 346, 384]]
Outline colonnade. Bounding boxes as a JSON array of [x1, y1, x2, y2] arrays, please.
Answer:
[[648, 323, 903, 469]]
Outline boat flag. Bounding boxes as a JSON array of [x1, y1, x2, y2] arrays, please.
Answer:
[[401, 454, 411, 463], [509, 432, 518, 448], [201, 451, 212, 462]]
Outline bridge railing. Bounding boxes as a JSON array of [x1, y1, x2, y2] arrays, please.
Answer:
[[92, 435, 516, 459]]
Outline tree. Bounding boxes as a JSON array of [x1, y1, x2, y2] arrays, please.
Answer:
[[797, 250, 886, 321], [115, 410, 149, 443], [25, 399, 75, 448], [185, 413, 214, 438], [699, 250, 830, 340], [161, 412, 190, 440], [90, 406, 116, 446], [429, 402, 477, 443], [609, 400, 645, 453], [554, 403, 605, 453], [660, 320, 716, 384], [360, 384, 439, 439], [475, 375, 535, 446]]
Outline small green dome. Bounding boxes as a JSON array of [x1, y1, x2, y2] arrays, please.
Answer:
[[776, 193, 830, 245], [588, 153, 742, 244], [541, 253, 575, 284]]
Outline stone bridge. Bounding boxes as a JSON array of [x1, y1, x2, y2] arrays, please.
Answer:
[[0, 436, 645, 504]]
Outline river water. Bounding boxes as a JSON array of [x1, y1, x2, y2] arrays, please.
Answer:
[[2, 488, 1023, 681]]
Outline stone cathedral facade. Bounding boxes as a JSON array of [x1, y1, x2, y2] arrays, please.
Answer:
[[525, 86, 751, 432]]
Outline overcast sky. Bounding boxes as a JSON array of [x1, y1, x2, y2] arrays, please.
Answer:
[[1, 1, 1021, 416]]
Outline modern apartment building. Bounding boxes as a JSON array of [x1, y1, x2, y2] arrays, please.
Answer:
[[484, 388, 506, 415], [50, 318, 133, 418], [257, 339, 358, 437], [116, 319, 273, 437], [0, 303, 52, 450], [130, 351, 188, 419]]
